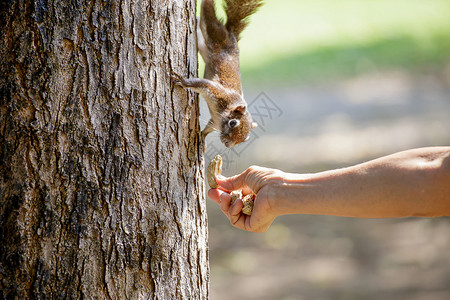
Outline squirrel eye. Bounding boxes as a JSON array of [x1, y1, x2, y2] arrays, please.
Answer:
[[228, 119, 239, 128]]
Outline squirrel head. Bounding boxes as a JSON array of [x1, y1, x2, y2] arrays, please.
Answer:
[[220, 104, 257, 148]]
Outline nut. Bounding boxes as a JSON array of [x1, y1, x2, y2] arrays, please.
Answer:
[[230, 190, 243, 205], [207, 155, 222, 188], [207, 155, 255, 215], [242, 194, 255, 215], [230, 191, 255, 215]]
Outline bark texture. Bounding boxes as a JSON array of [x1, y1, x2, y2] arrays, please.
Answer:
[[0, 0, 208, 299]]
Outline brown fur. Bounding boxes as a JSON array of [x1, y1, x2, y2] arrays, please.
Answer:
[[225, 0, 264, 38], [172, 0, 262, 148]]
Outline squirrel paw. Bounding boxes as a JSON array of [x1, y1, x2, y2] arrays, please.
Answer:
[[199, 131, 207, 153], [171, 72, 186, 87], [202, 140, 207, 153]]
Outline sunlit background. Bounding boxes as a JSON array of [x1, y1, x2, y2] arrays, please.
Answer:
[[197, 0, 450, 299]]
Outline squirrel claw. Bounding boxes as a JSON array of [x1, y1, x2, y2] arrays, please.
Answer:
[[171, 72, 185, 87], [198, 131, 207, 153]]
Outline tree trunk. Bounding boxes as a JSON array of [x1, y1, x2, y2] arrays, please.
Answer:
[[0, 0, 208, 299]]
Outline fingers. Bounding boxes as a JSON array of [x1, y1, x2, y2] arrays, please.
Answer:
[[208, 165, 283, 232], [229, 199, 246, 228], [209, 188, 275, 232], [219, 191, 232, 216], [208, 188, 246, 226], [215, 165, 277, 194], [208, 188, 242, 215], [208, 188, 221, 205], [215, 172, 248, 192]]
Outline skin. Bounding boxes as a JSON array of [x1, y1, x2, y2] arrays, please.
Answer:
[[208, 147, 450, 232]]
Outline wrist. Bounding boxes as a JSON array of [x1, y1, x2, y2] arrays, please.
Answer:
[[267, 171, 315, 216]]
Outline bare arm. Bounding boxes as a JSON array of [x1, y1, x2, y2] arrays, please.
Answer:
[[208, 147, 450, 232], [277, 147, 450, 218]]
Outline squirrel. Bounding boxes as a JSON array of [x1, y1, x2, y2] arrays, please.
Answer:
[[172, 0, 262, 148]]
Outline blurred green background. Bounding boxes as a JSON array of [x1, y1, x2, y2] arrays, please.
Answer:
[[240, 0, 450, 85], [198, 0, 450, 299]]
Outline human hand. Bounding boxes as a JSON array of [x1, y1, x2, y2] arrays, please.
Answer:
[[208, 166, 285, 232]]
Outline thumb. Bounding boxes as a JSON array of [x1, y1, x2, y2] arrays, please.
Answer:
[[215, 172, 247, 192]]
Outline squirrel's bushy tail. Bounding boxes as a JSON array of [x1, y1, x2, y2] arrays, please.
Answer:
[[201, 0, 263, 46], [224, 0, 263, 38], [201, 0, 228, 45]]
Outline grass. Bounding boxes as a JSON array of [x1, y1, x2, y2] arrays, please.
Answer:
[[197, 0, 450, 85]]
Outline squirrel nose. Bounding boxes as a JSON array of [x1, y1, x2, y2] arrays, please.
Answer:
[[224, 141, 234, 148]]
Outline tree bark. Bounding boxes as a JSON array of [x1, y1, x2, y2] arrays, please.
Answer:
[[0, 0, 208, 299]]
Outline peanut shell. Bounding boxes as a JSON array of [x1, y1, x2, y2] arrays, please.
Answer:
[[230, 190, 243, 205], [242, 194, 255, 215], [207, 155, 222, 188]]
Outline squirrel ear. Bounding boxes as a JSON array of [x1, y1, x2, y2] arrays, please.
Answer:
[[251, 122, 258, 129], [233, 105, 247, 115]]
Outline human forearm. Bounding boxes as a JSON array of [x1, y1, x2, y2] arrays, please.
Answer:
[[274, 147, 450, 218]]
